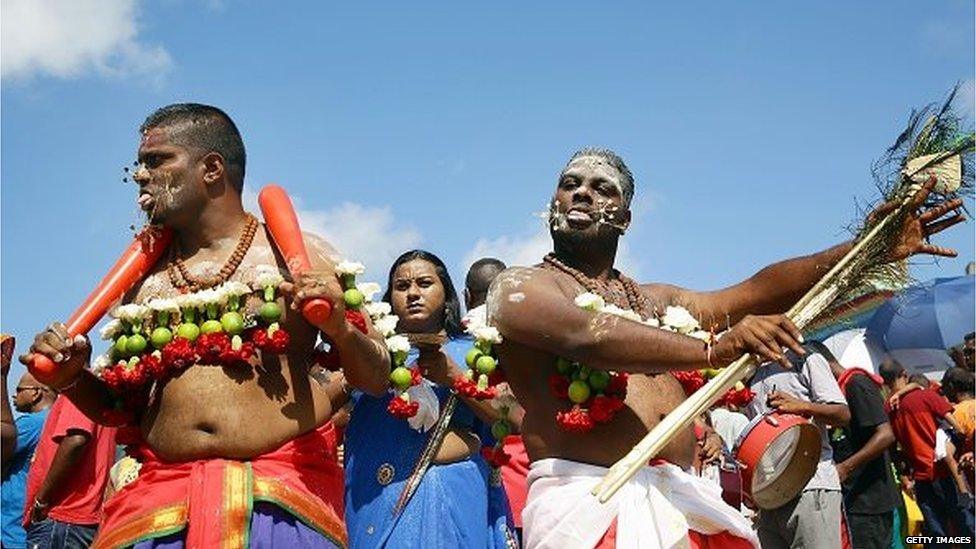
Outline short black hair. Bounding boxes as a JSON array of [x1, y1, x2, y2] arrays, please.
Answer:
[[942, 367, 975, 396], [382, 250, 464, 339], [564, 147, 635, 206], [878, 359, 907, 385], [966, 332, 975, 343], [140, 103, 246, 193], [465, 257, 507, 296]]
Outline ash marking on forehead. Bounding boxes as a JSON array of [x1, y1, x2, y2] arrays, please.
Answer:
[[508, 292, 525, 303], [562, 155, 625, 194]]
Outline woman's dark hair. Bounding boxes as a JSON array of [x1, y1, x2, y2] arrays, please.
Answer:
[[382, 250, 464, 339]]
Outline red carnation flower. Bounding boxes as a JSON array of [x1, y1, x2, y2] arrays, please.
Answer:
[[387, 395, 419, 418], [548, 374, 570, 399], [453, 377, 480, 398], [556, 406, 595, 433], [345, 310, 368, 334], [671, 370, 705, 396], [161, 337, 197, 371], [196, 333, 231, 364], [606, 372, 629, 396], [589, 395, 618, 423], [140, 354, 166, 379], [410, 367, 424, 386], [481, 444, 512, 468]]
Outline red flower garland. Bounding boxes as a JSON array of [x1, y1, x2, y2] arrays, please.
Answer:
[[555, 405, 596, 433], [161, 337, 196, 371], [671, 369, 706, 396], [481, 445, 512, 468], [387, 396, 420, 418], [196, 333, 232, 364], [453, 377, 497, 400]]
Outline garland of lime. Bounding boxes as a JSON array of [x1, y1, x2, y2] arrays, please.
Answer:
[[94, 268, 291, 425], [548, 293, 753, 434]]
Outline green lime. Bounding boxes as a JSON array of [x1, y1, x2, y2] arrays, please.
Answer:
[[556, 356, 574, 375], [701, 368, 721, 379], [150, 327, 173, 349], [259, 302, 282, 324], [491, 420, 512, 440], [475, 355, 497, 375], [114, 335, 129, 357], [568, 380, 591, 404], [177, 323, 201, 342], [465, 348, 484, 368], [200, 320, 224, 334], [125, 333, 148, 355], [390, 366, 412, 390], [220, 312, 245, 335], [343, 288, 364, 309], [588, 370, 610, 392]]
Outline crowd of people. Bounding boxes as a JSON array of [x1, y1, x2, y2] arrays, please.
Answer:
[[0, 102, 972, 548]]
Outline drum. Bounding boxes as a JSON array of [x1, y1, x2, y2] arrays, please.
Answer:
[[732, 412, 821, 509]]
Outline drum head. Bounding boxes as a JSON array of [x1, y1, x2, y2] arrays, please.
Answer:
[[750, 421, 820, 509]]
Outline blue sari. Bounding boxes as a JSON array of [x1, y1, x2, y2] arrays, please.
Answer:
[[344, 338, 515, 548]]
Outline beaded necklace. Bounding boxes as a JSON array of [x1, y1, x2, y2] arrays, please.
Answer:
[[541, 253, 652, 317], [167, 214, 259, 292]]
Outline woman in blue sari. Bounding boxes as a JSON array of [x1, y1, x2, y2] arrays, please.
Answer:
[[344, 250, 515, 548]]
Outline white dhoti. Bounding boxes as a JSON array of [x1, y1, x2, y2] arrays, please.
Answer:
[[522, 458, 759, 549]]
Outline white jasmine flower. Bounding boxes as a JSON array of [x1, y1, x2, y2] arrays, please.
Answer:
[[642, 316, 661, 328], [374, 315, 400, 337], [472, 326, 503, 344], [365, 301, 392, 319], [601, 304, 642, 322], [661, 306, 700, 334], [357, 282, 382, 302], [253, 265, 285, 289], [99, 319, 124, 341], [385, 335, 411, 354], [112, 304, 150, 322], [146, 298, 179, 314], [688, 330, 712, 342], [574, 293, 606, 311], [335, 260, 366, 276], [195, 287, 226, 306], [463, 305, 488, 332], [220, 281, 253, 297], [92, 353, 113, 373]]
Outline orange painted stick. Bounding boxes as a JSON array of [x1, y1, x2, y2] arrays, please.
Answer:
[[258, 184, 333, 325], [30, 227, 173, 386]]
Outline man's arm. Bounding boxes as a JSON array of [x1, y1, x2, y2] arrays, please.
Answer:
[[837, 423, 895, 482], [489, 267, 806, 373], [28, 430, 91, 524], [290, 235, 391, 396], [18, 331, 120, 425], [649, 182, 964, 330]]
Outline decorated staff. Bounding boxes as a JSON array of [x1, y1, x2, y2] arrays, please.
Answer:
[[28, 227, 173, 388], [592, 88, 974, 503], [258, 184, 333, 325]]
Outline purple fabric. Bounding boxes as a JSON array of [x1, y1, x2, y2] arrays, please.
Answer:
[[131, 502, 341, 548]]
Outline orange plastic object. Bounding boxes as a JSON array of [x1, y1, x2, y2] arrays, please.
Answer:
[[30, 227, 173, 386], [258, 184, 333, 325]]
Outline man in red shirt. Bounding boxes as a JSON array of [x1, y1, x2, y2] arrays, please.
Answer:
[[23, 396, 116, 548], [880, 360, 973, 541]]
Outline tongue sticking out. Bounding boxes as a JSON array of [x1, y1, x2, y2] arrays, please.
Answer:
[[137, 193, 154, 210]]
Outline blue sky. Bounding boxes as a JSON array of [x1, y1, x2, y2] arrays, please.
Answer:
[[2, 1, 974, 382]]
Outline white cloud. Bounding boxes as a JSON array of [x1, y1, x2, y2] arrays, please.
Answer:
[[1, 0, 171, 81], [242, 190, 422, 280], [462, 224, 644, 279]]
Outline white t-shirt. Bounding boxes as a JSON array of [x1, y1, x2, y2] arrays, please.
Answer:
[[745, 351, 847, 492]]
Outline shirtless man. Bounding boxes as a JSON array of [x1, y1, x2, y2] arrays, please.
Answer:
[[488, 147, 963, 548], [20, 103, 391, 548]]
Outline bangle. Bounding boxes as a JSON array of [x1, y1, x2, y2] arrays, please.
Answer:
[[55, 373, 83, 394]]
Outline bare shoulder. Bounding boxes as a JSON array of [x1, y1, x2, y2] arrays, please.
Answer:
[[640, 282, 694, 309], [487, 266, 582, 325]]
